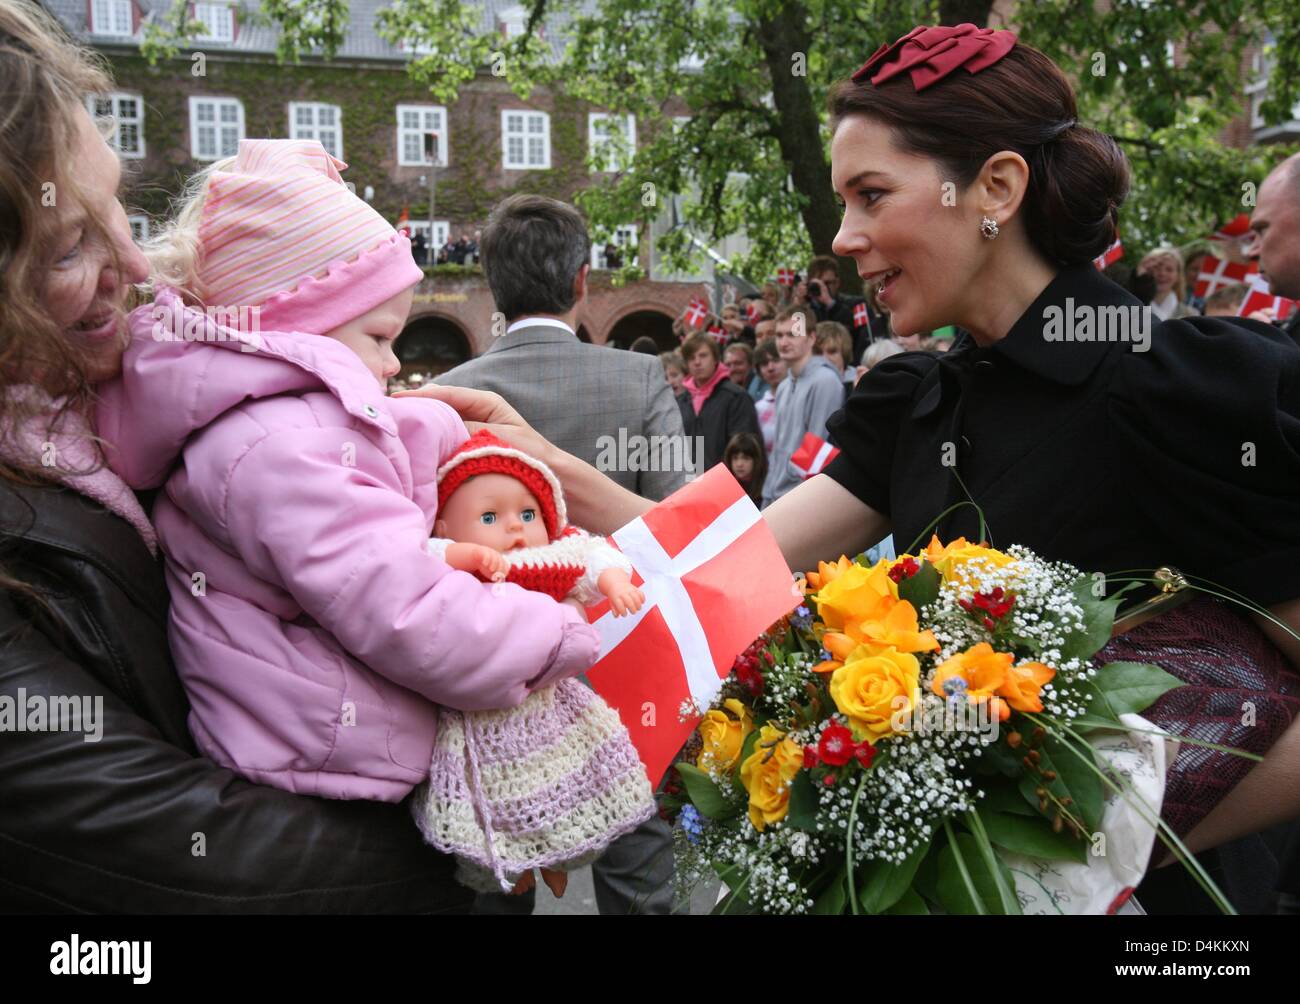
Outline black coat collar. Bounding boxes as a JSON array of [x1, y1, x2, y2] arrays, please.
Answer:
[[913, 265, 1140, 418]]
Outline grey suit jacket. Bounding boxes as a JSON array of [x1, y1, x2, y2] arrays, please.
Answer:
[[433, 323, 692, 502]]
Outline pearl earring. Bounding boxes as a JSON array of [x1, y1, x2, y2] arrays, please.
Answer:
[[979, 216, 1000, 240]]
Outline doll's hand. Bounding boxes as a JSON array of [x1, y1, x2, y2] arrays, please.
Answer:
[[608, 583, 645, 617], [445, 542, 508, 582]]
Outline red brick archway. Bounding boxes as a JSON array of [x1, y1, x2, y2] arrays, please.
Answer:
[[397, 312, 472, 379]]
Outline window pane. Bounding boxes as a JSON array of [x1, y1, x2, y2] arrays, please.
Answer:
[[320, 107, 336, 126], [220, 127, 239, 158], [402, 110, 419, 128], [197, 103, 214, 123], [507, 114, 522, 133], [528, 115, 543, 134], [119, 123, 140, 153], [296, 106, 312, 126], [220, 103, 238, 123], [508, 136, 523, 163], [198, 126, 216, 159]]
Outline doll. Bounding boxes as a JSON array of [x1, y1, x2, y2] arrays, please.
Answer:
[[413, 430, 657, 896]]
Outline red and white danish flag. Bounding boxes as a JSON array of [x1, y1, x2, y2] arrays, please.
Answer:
[[853, 300, 871, 329], [1237, 274, 1297, 321], [706, 324, 727, 345], [1092, 235, 1123, 270], [745, 300, 762, 324], [776, 267, 796, 287], [395, 205, 411, 237], [684, 297, 708, 329], [586, 466, 799, 786], [1193, 253, 1257, 299], [790, 432, 841, 478]]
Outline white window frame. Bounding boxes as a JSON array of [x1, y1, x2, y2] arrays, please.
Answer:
[[501, 110, 550, 170], [591, 225, 639, 269], [406, 220, 450, 249], [588, 113, 636, 172], [90, 0, 134, 37], [188, 96, 245, 162], [397, 105, 447, 166], [127, 215, 150, 242], [499, 4, 527, 38], [288, 102, 344, 160], [87, 93, 145, 159], [193, 3, 234, 43]]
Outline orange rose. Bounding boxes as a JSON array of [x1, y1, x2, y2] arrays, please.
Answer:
[[997, 661, 1055, 713], [931, 642, 1013, 720]]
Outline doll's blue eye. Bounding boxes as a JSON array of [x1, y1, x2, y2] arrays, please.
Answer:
[[480, 512, 496, 525], [521, 509, 536, 522]]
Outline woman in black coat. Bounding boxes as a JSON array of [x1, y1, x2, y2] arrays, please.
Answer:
[[407, 26, 1300, 910], [0, 1, 468, 913]]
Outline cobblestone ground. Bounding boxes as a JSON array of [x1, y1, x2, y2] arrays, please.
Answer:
[[533, 862, 721, 916]]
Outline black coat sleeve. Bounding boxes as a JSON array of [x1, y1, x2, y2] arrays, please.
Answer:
[[1109, 316, 1300, 608], [728, 385, 762, 444], [0, 593, 471, 914], [823, 352, 941, 517]]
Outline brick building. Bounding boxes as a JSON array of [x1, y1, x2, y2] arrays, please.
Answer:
[[47, 0, 739, 376]]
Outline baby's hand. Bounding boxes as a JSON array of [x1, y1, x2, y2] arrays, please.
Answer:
[[608, 583, 645, 618], [445, 542, 508, 582]]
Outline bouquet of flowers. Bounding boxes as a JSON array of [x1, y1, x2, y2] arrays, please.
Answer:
[[662, 537, 1206, 915]]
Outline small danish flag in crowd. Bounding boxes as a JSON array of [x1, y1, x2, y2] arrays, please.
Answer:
[[684, 297, 708, 329], [1092, 235, 1123, 270], [706, 324, 727, 345], [1193, 253, 1258, 300], [1237, 274, 1297, 321], [852, 300, 871, 330], [745, 300, 762, 324], [395, 205, 411, 237], [776, 267, 796, 287], [586, 466, 799, 786], [791, 432, 841, 479]]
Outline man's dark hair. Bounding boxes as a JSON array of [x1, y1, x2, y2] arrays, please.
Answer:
[[480, 194, 591, 320]]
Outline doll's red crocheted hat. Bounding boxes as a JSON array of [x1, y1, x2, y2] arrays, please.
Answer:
[[435, 429, 567, 541]]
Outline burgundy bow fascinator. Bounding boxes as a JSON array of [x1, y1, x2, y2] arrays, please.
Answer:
[[851, 23, 1018, 92]]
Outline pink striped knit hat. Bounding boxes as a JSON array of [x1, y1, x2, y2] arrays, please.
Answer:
[[195, 139, 423, 335]]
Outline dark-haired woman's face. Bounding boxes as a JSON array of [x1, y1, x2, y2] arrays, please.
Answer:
[[42, 108, 150, 384], [829, 117, 981, 337]]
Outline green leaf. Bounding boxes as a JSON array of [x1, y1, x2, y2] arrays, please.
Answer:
[[977, 806, 1088, 863], [972, 735, 1024, 778], [979, 779, 1038, 817], [784, 770, 820, 831], [1060, 577, 1139, 662], [710, 860, 751, 914], [1017, 734, 1105, 835], [936, 831, 1020, 915], [896, 559, 941, 610], [856, 835, 932, 914], [1084, 661, 1183, 721], [882, 887, 929, 915], [812, 874, 847, 915], [731, 724, 763, 791], [674, 762, 741, 821]]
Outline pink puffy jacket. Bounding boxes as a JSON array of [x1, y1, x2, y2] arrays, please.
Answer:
[[96, 290, 600, 801]]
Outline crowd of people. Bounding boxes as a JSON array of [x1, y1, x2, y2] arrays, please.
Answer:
[[411, 229, 481, 267]]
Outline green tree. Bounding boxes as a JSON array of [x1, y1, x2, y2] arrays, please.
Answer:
[[141, 0, 1298, 284]]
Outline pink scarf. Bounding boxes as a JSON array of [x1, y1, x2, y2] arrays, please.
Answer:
[[1, 387, 157, 555], [683, 363, 730, 415]]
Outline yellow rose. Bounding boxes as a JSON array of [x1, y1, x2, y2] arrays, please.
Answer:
[[813, 558, 898, 632], [696, 699, 754, 773], [921, 535, 1014, 585], [829, 646, 922, 742], [739, 724, 805, 832]]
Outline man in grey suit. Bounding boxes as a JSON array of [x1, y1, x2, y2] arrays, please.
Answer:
[[435, 199, 691, 503], [434, 193, 692, 915]]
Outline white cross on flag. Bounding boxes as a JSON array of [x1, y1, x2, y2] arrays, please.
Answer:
[[706, 324, 727, 345], [791, 432, 841, 478], [1237, 274, 1297, 321], [776, 267, 796, 286], [684, 297, 707, 329], [1194, 254, 1257, 299], [586, 466, 799, 786], [853, 300, 870, 329], [1092, 235, 1123, 270]]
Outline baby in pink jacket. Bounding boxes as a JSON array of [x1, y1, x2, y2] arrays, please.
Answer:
[[96, 139, 599, 803]]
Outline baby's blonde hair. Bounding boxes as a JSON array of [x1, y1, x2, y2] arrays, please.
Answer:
[[140, 156, 234, 304]]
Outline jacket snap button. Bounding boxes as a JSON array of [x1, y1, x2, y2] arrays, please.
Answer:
[[364, 405, 378, 418], [974, 360, 995, 373]]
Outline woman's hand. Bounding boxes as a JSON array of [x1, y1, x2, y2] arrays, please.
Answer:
[[393, 384, 558, 467]]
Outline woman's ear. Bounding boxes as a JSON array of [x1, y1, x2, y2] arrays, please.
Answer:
[[975, 150, 1031, 225]]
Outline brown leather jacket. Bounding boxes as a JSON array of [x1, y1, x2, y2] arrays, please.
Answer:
[[0, 481, 470, 913]]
